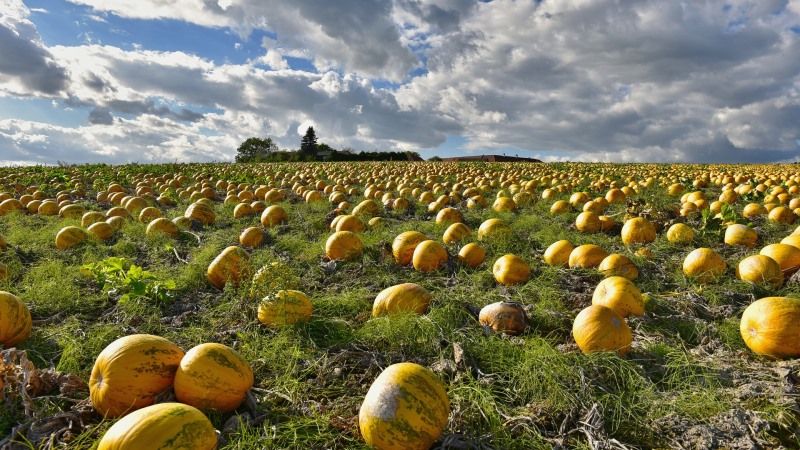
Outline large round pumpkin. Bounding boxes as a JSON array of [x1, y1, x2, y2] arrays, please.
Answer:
[[568, 244, 608, 269], [89, 334, 184, 418], [174, 343, 254, 412], [724, 224, 757, 248], [88, 221, 115, 241], [335, 214, 365, 233], [55, 226, 88, 250], [477, 218, 509, 240], [592, 276, 644, 318], [359, 362, 450, 450], [97, 402, 217, 450], [239, 226, 266, 248], [412, 240, 448, 272], [325, 231, 364, 261], [372, 283, 432, 317], [572, 305, 632, 355], [620, 217, 656, 245], [458, 242, 486, 268], [257, 289, 313, 327], [478, 302, 527, 335], [736, 255, 783, 289], [261, 205, 288, 227], [740, 297, 800, 358], [185, 201, 216, 225], [207, 246, 250, 289], [597, 254, 638, 280], [442, 222, 470, 244], [760, 243, 800, 277], [0, 291, 32, 348], [682, 248, 726, 283], [492, 254, 531, 285], [575, 211, 601, 233], [543, 240, 574, 267], [145, 217, 179, 238], [392, 231, 427, 266], [666, 223, 694, 244]]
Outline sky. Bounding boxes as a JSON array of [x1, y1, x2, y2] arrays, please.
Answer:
[[0, 0, 799, 165]]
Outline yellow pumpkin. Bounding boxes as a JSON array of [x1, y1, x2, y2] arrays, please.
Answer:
[[97, 402, 217, 450], [572, 305, 632, 355], [550, 200, 570, 215], [575, 211, 601, 233], [88, 221, 115, 241], [682, 248, 726, 283], [138, 206, 162, 223], [478, 302, 527, 335], [740, 297, 800, 358], [666, 223, 694, 244], [736, 255, 783, 289], [723, 224, 757, 248], [261, 205, 288, 227], [768, 206, 795, 224], [477, 218, 509, 240], [435, 207, 463, 225], [592, 276, 644, 317], [543, 240, 574, 267], [55, 226, 88, 250], [325, 231, 364, 261], [239, 226, 266, 248], [257, 289, 313, 327], [335, 214, 365, 233], [185, 201, 216, 225], [760, 243, 800, 276], [0, 291, 32, 348], [359, 362, 449, 450], [207, 246, 250, 289], [458, 243, 486, 268], [412, 240, 448, 272], [233, 202, 254, 219], [352, 199, 381, 217], [492, 196, 516, 212], [90, 334, 184, 418], [442, 222, 471, 244], [620, 217, 656, 245], [174, 343, 254, 412], [597, 254, 638, 280], [145, 217, 179, 238], [372, 283, 432, 317], [106, 216, 125, 232], [81, 211, 106, 227], [568, 244, 608, 269], [392, 231, 427, 266], [492, 254, 531, 285]]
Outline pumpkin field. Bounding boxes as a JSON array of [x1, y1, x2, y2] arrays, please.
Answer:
[[1, 161, 800, 449]]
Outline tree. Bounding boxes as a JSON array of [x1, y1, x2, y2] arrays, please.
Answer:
[[299, 126, 318, 157], [235, 137, 278, 162]]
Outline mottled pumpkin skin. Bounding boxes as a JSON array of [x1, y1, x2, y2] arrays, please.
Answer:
[[572, 305, 632, 355], [260, 205, 288, 227], [207, 246, 250, 290], [682, 248, 727, 283], [88, 221, 115, 241], [412, 240, 448, 272], [258, 290, 313, 327], [359, 362, 450, 450], [174, 343, 254, 412], [90, 334, 185, 418], [597, 254, 638, 280], [325, 231, 364, 261], [372, 283, 432, 317], [740, 297, 800, 359], [478, 302, 527, 335], [736, 255, 783, 289], [666, 223, 694, 244], [0, 291, 32, 348], [145, 217, 179, 238], [543, 240, 574, 267], [238, 226, 265, 248], [492, 254, 531, 285], [620, 217, 656, 245], [760, 244, 800, 277], [55, 226, 88, 250], [97, 402, 217, 450], [591, 276, 644, 318], [184, 201, 216, 225], [392, 231, 427, 266], [442, 222, 470, 244], [458, 243, 485, 268], [568, 244, 608, 269], [477, 218, 508, 240]]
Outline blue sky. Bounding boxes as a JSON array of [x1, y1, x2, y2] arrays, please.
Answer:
[[1, 0, 799, 164]]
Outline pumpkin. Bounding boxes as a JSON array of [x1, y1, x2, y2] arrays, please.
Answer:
[[435, 207, 463, 225], [780, 234, 800, 250], [185, 201, 216, 225], [478, 302, 527, 335], [682, 248, 726, 283], [666, 223, 694, 244], [620, 217, 656, 245], [233, 202, 254, 219], [0, 291, 32, 348], [325, 231, 364, 261], [145, 217, 179, 238], [352, 199, 380, 217], [207, 246, 250, 289], [88, 221, 115, 241], [768, 206, 795, 224], [372, 283, 432, 317], [568, 244, 608, 269], [736, 255, 783, 289], [575, 211, 601, 233], [90, 334, 184, 417], [261, 205, 288, 227], [106, 206, 130, 218], [96, 402, 217, 450], [740, 297, 800, 358], [543, 240, 574, 267], [477, 218, 509, 240], [174, 343, 254, 412], [412, 240, 448, 272], [742, 203, 767, 219], [458, 242, 486, 268], [138, 206, 162, 223], [442, 222, 470, 244], [392, 231, 427, 266], [106, 216, 125, 231], [37, 200, 59, 215], [239, 226, 266, 248], [492, 254, 530, 285], [572, 305, 632, 355], [335, 214, 365, 233], [760, 243, 800, 276], [58, 203, 84, 219], [492, 196, 516, 212], [359, 362, 450, 450], [724, 224, 757, 248], [55, 226, 88, 250], [598, 254, 638, 280], [550, 200, 570, 215], [257, 289, 313, 327], [81, 211, 106, 227], [0, 198, 23, 216], [592, 276, 644, 318]]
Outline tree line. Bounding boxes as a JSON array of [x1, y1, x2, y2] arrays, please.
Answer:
[[235, 127, 422, 163]]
